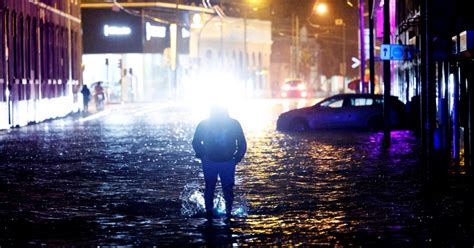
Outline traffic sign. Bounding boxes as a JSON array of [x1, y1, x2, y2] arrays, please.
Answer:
[[390, 45, 404, 60], [380, 44, 415, 60], [351, 57, 361, 68], [380, 44, 390, 60]]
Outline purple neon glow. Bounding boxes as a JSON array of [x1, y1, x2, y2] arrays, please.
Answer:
[[375, 0, 396, 40]]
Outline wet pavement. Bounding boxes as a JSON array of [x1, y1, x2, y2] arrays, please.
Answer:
[[1, 99, 474, 246]]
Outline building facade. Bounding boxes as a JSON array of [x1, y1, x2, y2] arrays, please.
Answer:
[[81, 5, 194, 102], [392, 0, 474, 169], [81, 3, 272, 104], [0, 0, 82, 130]]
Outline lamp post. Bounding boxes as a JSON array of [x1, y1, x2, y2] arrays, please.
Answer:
[[310, 2, 352, 94], [358, 0, 365, 93], [335, 18, 346, 85], [307, 1, 328, 87]]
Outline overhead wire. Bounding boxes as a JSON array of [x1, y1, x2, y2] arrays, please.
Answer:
[[112, 0, 171, 25]]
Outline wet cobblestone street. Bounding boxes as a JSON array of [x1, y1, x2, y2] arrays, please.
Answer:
[[1, 100, 473, 246]]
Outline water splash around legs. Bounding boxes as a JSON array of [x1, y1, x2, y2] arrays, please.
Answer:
[[180, 182, 248, 218]]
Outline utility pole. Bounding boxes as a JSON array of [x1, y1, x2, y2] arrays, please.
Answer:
[[359, 0, 365, 93], [296, 14, 300, 78], [420, 0, 437, 165], [336, 19, 346, 82], [342, 22, 346, 82], [368, 0, 375, 94], [382, 0, 391, 146]]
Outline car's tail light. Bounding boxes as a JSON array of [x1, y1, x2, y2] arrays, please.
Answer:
[[300, 91, 307, 98]]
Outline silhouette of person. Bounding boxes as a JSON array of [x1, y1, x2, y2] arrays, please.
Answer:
[[80, 85, 91, 112], [94, 81, 105, 111], [192, 106, 247, 219]]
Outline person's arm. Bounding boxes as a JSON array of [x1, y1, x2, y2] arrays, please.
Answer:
[[233, 121, 247, 163], [192, 122, 205, 159]]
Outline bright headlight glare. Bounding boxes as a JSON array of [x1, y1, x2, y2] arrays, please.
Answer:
[[298, 83, 306, 90]]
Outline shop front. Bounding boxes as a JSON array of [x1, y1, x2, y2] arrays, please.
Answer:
[[81, 8, 190, 103]]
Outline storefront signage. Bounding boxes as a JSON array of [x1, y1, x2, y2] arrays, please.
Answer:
[[182, 28, 190, 38], [82, 9, 143, 53], [104, 25, 132, 37], [146, 22, 167, 40]]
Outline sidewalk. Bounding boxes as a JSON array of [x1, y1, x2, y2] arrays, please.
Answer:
[[73, 100, 180, 121]]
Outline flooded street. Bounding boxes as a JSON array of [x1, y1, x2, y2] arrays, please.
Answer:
[[1, 99, 473, 246]]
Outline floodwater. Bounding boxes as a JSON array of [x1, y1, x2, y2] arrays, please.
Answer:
[[0, 99, 473, 246]]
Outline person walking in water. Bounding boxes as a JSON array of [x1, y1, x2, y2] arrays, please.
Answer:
[[94, 81, 105, 111], [80, 85, 91, 112], [192, 106, 247, 219]]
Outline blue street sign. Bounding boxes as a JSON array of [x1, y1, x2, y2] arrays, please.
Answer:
[[380, 44, 414, 60], [380, 44, 390, 60], [390, 45, 404, 59]]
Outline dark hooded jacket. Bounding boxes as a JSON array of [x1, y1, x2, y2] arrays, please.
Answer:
[[192, 110, 246, 163]]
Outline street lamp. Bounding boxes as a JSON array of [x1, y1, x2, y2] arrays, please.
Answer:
[[313, 2, 328, 16], [310, 14, 347, 92]]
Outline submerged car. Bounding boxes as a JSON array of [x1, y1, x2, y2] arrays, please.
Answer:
[[276, 93, 406, 132], [280, 78, 307, 98]]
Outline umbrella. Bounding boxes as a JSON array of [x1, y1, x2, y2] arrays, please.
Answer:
[[347, 78, 360, 91]]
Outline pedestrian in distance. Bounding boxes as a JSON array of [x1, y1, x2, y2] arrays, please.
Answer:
[[94, 81, 105, 111], [80, 84, 91, 112], [192, 105, 247, 220]]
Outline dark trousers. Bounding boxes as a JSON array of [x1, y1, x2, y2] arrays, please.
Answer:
[[202, 159, 236, 216]]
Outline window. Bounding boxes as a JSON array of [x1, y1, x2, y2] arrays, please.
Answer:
[[51, 24, 57, 80], [12, 11, 17, 78], [47, 22, 53, 79], [0, 9, 5, 81], [19, 14, 25, 79], [71, 30, 79, 80], [0, 10, 5, 102], [25, 16, 31, 79], [320, 98, 344, 108], [60, 28, 68, 82], [352, 97, 374, 106], [40, 20, 47, 80], [31, 17, 38, 79]]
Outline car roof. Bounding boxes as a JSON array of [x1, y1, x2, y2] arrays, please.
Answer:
[[331, 93, 383, 98], [324, 94, 402, 103], [284, 78, 304, 83]]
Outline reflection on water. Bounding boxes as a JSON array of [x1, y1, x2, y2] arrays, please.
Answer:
[[0, 101, 471, 246]]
